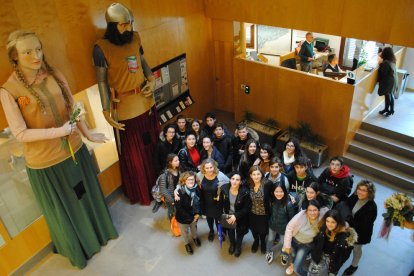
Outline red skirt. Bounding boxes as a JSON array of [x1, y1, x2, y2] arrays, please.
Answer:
[[117, 106, 160, 205]]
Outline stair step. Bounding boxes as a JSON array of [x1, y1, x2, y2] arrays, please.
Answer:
[[360, 122, 414, 145], [343, 152, 414, 193], [355, 129, 414, 161], [348, 140, 414, 175]]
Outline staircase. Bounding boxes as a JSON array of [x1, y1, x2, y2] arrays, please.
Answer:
[[344, 122, 414, 193]]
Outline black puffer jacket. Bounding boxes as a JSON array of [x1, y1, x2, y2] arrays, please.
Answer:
[[175, 186, 202, 224], [311, 226, 358, 274], [218, 183, 251, 234]]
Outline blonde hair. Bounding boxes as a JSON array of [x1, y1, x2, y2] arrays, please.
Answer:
[[200, 158, 219, 175], [179, 171, 199, 186], [6, 30, 72, 114]]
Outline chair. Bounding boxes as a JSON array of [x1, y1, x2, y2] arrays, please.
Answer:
[[281, 58, 297, 70]]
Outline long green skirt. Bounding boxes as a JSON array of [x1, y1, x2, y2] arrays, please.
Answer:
[[26, 144, 118, 269]]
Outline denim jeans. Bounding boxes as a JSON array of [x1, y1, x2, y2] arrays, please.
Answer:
[[291, 238, 313, 276], [266, 228, 284, 258]]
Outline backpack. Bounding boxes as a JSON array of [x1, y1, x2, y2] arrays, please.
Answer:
[[152, 172, 164, 203]]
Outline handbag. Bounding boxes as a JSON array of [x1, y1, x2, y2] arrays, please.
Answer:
[[170, 216, 181, 237], [220, 214, 236, 229], [307, 254, 329, 276]]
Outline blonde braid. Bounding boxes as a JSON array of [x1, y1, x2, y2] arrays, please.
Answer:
[[10, 59, 46, 113], [43, 58, 72, 113]]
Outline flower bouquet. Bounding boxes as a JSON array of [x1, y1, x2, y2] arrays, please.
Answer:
[[379, 193, 414, 239], [61, 102, 86, 164]]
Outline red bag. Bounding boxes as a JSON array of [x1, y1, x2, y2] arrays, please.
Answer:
[[170, 216, 181, 237]]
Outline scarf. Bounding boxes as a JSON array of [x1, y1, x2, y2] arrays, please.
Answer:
[[184, 184, 201, 214], [283, 150, 295, 165]]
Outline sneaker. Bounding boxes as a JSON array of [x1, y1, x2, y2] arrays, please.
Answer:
[[343, 265, 358, 275], [152, 201, 162, 213], [285, 265, 294, 275], [265, 251, 274, 264], [280, 252, 289, 266]]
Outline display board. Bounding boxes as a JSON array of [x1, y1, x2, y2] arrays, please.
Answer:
[[152, 53, 194, 124]]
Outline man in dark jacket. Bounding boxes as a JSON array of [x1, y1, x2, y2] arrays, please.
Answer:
[[318, 156, 353, 204], [299, 32, 315, 72], [213, 123, 233, 173]]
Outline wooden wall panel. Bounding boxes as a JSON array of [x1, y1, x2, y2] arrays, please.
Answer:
[[204, 0, 414, 48], [233, 58, 354, 156]]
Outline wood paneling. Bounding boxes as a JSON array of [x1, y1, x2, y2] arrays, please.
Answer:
[[0, 1, 214, 274], [233, 58, 354, 156], [204, 0, 414, 48]]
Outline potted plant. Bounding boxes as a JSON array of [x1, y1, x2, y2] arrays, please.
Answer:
[[241, 111, 281, 147]]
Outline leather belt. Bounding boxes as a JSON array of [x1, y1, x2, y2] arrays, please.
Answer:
[[119, 86, 141, 97]]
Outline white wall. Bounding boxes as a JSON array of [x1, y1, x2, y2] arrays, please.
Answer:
[[401, 47, 414, 89], [291, 30, 342, 56]]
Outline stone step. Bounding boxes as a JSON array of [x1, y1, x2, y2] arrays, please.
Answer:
[[354, 129, 414, 162], [343, 152, 414, 193], [360, 122, 414, 145], [348, 140, 414, 175]]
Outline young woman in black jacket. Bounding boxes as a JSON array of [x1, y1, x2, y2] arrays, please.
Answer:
[[377, 47, 397, 116], [218, 172, 252, 257], [309, 209, 358, 276], [238, 139, 259, 180], [248, 165, 274, 254], [343, 180, 377, 275], [178, 133, 200, 172], [158, 154, 181, 218], [175, 171, 202, 255], [154, 124, 181, 175]]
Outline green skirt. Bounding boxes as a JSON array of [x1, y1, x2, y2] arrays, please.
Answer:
[[27, 144, 118, 269]]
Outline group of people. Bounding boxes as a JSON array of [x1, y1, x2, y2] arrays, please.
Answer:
[[153, 114, 378, 276]]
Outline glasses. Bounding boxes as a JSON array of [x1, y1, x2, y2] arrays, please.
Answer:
[[286, 144, 295, 148]]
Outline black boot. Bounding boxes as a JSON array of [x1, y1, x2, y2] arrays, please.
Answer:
[[228, 243, 235, 255], [379, 109, 388, 115], [234, 245, 242, 257], [185, 243, 193, 255], [251, 239, 259, 253], [152, 201, 162, 213], [208, 231, 214, 242], [193, 238, 201, 247], [343, 265, 358, 275]]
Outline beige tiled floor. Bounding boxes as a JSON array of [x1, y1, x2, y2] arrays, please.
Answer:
[[366, 91, 414, 138]]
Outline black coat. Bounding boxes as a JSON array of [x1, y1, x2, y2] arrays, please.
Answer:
[[238, 154, 258, 180], [232, 133, 253, 168], [214, 134, 233, 173], [218, 183, 252, 234], [175, 186, 202, 224], [178, 146, 199, 172], [200, 146, 225, 171], [154, 133, 181, 174], [318, 167, 352, 202], [287, 170, 318, 195], [311, 226, 358, 274], [378, 60, 397, 96], [346, 194, 377, 244]]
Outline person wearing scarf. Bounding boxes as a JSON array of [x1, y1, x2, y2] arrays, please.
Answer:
[[318, 156, 353, 204], [175, 171, 202, 255]]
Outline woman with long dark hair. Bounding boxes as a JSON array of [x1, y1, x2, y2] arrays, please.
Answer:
[[377, 47, 398, 116], [308, 209, 357, 276], [281, 138, 305, 173], [248, 165, 274, 254], [178, 133, 200, 172], [200, 136, 225, 171], [265, 182, 297, 264], [218, 172, 251, 257], [299, 182, 333, 211], [238, 139, 259, 180], [255, 143, 274, 174]]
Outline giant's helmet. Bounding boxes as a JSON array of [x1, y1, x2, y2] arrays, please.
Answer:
[[105, 3, 134, 24]]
